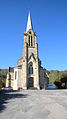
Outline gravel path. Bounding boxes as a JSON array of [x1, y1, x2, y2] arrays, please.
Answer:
[[0, 90, 67, 119]]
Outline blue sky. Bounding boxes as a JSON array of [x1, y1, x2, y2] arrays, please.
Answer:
[[0, 0, 67, 70]]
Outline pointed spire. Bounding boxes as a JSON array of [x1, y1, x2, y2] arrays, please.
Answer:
[[26, 9, 33, 32]]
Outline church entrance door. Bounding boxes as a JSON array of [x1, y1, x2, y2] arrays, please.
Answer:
[[28, 77, 34, 88]]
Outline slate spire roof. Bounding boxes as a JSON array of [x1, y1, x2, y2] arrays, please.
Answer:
[[26, 10, 33, 32]]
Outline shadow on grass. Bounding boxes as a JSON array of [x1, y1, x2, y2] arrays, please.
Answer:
[[0, 89, 27, 112]]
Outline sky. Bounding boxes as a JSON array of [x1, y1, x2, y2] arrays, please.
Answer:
[[0, 0, 67, 70]]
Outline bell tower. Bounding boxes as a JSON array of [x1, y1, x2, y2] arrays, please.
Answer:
[[22, 10, 40, 89]]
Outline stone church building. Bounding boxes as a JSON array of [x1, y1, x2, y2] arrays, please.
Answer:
[[6, 10, 49, 90]]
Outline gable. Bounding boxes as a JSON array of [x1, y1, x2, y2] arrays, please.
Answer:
[[28, 53, 36, 62]]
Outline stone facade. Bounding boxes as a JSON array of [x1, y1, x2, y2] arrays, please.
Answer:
[[6, 10, 49, 90]]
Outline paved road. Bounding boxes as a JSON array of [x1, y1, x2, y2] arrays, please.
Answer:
[[0, 89, 67, 119]]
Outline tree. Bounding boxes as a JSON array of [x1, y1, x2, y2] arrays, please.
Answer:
[[54, 81, 61, 89], [61, 76, 67, 89]]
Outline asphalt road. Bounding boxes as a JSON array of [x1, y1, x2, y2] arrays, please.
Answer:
[[0, 89, 67, 119]]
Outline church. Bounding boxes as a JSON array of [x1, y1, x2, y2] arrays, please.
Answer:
[[6, 10, 49, 90]]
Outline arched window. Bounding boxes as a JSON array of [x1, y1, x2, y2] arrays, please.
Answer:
[[29, 62, 33, 74], [15, 71, 17, 80], [28, 35, 30, 46], [31, 36, 32, 46], [32, 67, 33, 74]]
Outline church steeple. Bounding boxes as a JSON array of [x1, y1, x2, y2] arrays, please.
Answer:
[[26, 10, 33, 32]]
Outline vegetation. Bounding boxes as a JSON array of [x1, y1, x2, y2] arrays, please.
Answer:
[[0, 69, 8, 87], [47, 70, 67, 89]]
